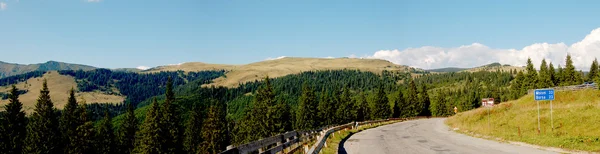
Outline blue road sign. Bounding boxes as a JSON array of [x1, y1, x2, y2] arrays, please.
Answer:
[[534, 89, 555, 101]]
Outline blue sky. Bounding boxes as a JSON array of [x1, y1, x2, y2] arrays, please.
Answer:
[[1, 0, 600, 69]]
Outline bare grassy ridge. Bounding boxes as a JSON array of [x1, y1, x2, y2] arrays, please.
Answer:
[[146, 57, 417, 88], [0, 71, 125, 114], [446, 89, 600, 152]]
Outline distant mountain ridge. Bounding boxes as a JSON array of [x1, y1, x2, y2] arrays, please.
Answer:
[[0, 61, 97, 78], [428, 62, 524, 73]]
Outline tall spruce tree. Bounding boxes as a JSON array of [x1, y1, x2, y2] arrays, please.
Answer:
[[317, 89, 335, 125], [355, 92, 368, 121], [406, 79, 419, 117], [0, 85, 27, 154], [511, 71, 525, 99], [295, 83, 318, 130], [557, 65, 565, 85], [200, 103, 227, 154], [135, 98, 163, 154], [335, 87, 353, 124], [392, 89, 404, 118], [118, 102, 138, 154], [564, 54, 582, 85], [418, 84, 431, 116], [370, 84, 391, 119], [95, 110, 116, 154], [588, 58, 599, 82], [538, 59, 554, 88], [71, 103, 95, 154], [271, 98, 291, 133], [59, 88, 80, 153], [524, 58, 538, 90], [160, 77, 183, 154], [183, 107, 202, 154], [24, 79, 60, 154], [549, 63, 557, 86], [247, 76, 276, 141]]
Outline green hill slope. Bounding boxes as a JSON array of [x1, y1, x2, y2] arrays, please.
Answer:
[[446, 89, 600, 152], [0, 61, 97, 78]]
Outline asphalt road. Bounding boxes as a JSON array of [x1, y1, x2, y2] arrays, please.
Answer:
[[341, 118, 557, 154]]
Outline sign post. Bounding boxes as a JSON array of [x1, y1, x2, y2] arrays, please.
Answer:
[[534, 89, 555, 134], [482, 98, 494, 131]]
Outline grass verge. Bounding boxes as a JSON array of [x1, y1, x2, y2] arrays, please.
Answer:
[[446, 89, 600, 152]]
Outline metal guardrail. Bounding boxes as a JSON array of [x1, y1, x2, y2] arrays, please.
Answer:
[[220, 117, 432, 154], [527, 84, 597, 94]]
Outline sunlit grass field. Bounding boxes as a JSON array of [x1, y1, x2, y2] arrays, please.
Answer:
[[446, 89, 600, 152]]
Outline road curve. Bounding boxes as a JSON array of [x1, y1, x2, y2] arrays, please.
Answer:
[[341, 118, 557, 154]]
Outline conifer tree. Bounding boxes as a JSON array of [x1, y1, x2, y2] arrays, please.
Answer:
[[200, 103, 227, 153], [59, 88, 80, 153], [24, 79, 60, 154], [335, 87, 353, 124], [564, 54, 582, 85], [160, 77, 183, 153], [95, 110, 115, 154], [588, 58, 599, 82], [524, 58, 538, 90], [549, 63, 557, 86], [392, 89, 404, 118], [246, 76, 276, 141], [183, 107, 202, 154], [317, 89, 335, 125], [295, 83, 318, 130], [406, 79, 419, 117], [370, 84, 391, 119], [511, 71, 525, 99], [118, 102, 137, 154], [538, 59, 554, 88], [418, 84, 431, 116], [354, 92, 368, 121], [0, 85, 27, 154], [135, 98, 163, 154], [557, 65, 564, 85], [71, 103, 95, 154], [271, 98, 291, 133]]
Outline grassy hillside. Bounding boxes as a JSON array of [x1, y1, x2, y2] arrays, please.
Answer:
[[0, 61, 96, 78], [143, 57, 420, 87], [427, 67, 469, 72], [461, 63, 525, 73], [0, 71, 125, 113], [446, 89, 600, 152], [144, 62, 237, 73]]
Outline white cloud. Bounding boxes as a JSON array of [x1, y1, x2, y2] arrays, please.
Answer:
[[1, 2, 7, 10], [266, 56, 287, 60], [136, 66, 151, 70], [368, 28, 600, 71], [86, 0, 101, 3], [168, 63, 184, 66]]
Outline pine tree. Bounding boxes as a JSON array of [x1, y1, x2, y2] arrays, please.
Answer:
[[406, 79, 419, 117], [271, 98, 291, 133], [160, 77, 183, 153], [59, 88, 80, 153], [557, 65, 565, 85], [246, 76, 276, 141], [524, 58, 538, 90], [183, 108, 202, 154], [118, 102, 137, 154], [418, 84, 431, 116], [0, 85, 27, 154], [370, 84, 391, 119], [200, 103, 227, 154], [24, 79, 60, 154], [588, 58, 599, 82], [549, 63, 557, 86], [355, 92, 368, 121], [564, 54, 582, 85], [392, 89, 404, 118], [95, 110, 115, 154], [295, 83, 318, 130], [335, 87, 353, 124], [135, 98, 163, 154], [511, 71, 525, 99], [538, 59, 554, 88], [317, 89, 335, 125], [72, 103, 95, 154]]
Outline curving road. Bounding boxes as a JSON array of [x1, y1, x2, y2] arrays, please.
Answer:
[[341, 118, 557, 154]]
